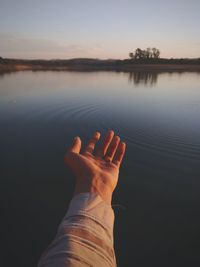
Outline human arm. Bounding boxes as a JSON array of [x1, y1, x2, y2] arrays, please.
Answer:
[[38, 130, 126, 267]]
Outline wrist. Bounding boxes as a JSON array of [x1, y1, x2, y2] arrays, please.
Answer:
[[74, 181, 113, 204]]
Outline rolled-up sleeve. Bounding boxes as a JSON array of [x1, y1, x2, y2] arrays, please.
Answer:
[[38, 193, 116, 267]]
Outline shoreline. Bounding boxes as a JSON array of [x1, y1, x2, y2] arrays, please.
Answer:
[[1, 57, 200, 74], [1, 64, 200, 73]]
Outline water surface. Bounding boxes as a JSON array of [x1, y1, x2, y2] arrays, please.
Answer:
[[0, 71, 200, 267]]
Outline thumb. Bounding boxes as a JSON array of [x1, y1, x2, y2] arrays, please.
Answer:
[[64, 136, 81, 168], [69, 136, 82, 154]]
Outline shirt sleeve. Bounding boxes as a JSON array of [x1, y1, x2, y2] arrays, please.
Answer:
[[38, 193, 116, 267]]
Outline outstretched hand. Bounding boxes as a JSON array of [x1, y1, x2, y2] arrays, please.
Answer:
[[64, 130, 126, 204]]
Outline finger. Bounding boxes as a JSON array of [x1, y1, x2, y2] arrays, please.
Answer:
[[96, 130, 114, 157], [68, 136, 82, 154], [113, 142, 126, 167], [83, 131, 101, 154], [104, 135, 120, 162]]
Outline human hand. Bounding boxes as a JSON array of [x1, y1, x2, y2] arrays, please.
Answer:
[[64, 130, 126, 204]]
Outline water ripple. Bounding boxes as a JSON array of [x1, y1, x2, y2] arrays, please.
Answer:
[[23, 99, 200, 161]]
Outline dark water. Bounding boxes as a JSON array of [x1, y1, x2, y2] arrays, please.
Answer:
[[0, 71, 200, 267]]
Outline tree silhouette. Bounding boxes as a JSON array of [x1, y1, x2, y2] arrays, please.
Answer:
[[152, 48, 160, 58], [146, 48, 152, 58], [129, 52, 134, 59], [129, 47, 160, 60], [134, 48, 143, 59]]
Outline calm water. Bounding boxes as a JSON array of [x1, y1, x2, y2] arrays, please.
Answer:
[[0, 71, 200, 267]]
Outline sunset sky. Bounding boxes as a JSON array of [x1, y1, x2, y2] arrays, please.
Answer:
[[0, 0, 200, 59]]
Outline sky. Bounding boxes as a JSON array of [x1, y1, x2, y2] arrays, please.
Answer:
[[0, 0, 200, 59]]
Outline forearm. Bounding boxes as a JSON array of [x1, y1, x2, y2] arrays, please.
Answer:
[[38, 130, 125, 266], [38, 193, 116, 267]]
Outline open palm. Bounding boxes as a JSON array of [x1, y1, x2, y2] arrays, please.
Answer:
[[64, 131, 126, 203]]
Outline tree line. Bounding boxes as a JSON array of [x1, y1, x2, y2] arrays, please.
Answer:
[[129, 48, 160, 59]]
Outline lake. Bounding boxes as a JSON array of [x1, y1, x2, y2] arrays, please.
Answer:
[[0, 70, 200, 267]]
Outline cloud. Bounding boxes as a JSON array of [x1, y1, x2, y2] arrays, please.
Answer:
[[0, 32, 105, 59]]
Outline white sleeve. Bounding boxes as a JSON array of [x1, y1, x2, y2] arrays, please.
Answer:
[[38, 193, 116, 267]]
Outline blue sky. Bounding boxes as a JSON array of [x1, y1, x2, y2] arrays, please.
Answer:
[[0, 0, 200, 59]]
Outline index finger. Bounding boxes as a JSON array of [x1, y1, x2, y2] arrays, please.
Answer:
[[83, 131, 101, 154]]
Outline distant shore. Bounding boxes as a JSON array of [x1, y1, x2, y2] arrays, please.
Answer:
[[1, 57, 200, 73]]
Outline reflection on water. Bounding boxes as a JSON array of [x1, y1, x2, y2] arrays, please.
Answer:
[[128, 71, 158, 86], [0, 70, 200, 267]]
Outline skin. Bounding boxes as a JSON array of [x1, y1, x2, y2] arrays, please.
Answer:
[[64, 130, 126, 204]]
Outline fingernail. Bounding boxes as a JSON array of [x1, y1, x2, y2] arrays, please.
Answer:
[[108, 130, 114, 135], [95, 131, 101, 137]]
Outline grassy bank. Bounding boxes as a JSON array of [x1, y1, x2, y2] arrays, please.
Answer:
[[1, 57, 200, 73]]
